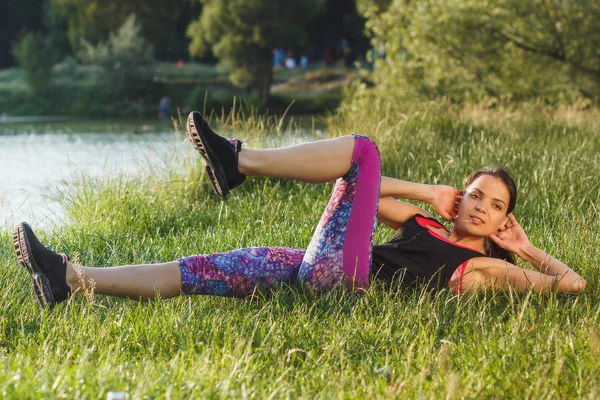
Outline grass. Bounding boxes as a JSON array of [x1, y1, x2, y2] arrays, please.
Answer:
[[1, 103, 600, 398]]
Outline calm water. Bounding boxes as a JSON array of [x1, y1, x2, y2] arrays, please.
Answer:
[[0, 118, 319, 230], [0, 120, 187, 229]]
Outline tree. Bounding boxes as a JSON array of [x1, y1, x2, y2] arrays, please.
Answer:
[[187, 0, 325, 108], [1, 1, 71, 68], [49, 0, 200, 60], [358, 0, 600, 103], [0, 0, 45, 67]]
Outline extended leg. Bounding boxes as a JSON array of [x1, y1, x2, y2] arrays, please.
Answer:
[[66, 261, 182, 300], [65, 247, 305, 300], [13, 222, 184, 306], [14, 219, 306, 306], [179, 247, 304, 297]]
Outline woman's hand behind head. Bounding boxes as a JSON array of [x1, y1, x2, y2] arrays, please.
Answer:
[[489, 214, 532, 255], [430, 185, 463, 221]]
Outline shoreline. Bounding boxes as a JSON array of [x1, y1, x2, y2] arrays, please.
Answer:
[[0, 115, 73, 124]]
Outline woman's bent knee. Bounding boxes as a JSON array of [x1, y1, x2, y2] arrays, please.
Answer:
[[352, 134, 381, 167]]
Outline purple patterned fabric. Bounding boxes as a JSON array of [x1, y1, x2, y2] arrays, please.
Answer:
[[179, 247, 304, 297], [297, 163, 359, 289], [178, 134, 381, 297]]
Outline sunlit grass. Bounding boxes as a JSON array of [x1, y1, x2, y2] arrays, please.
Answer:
[[1, 104, 600, 398]]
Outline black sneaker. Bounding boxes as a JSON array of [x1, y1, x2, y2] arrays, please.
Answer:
[[13, 223, 70, 309], [186, 110, 246, 199]]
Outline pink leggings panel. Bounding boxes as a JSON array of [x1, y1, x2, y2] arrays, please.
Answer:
[[343, 134, 382, 287]]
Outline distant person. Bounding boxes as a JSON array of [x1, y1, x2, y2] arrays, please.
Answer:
[[366, 48, 377, 70], [285, 52, 296, 69], [273, 48, 282, 68], [341, 38, 350, 53], [158, 96, 170, 119], [300, 55, 308, 74], [378, 44, 386, 60], [176, 58, 184, 68], [341, 38, 353, 70], [14, 111, 587, 310]]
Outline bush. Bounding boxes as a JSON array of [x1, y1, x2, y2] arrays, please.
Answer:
[[11, 32, 56, 95], [187, 86, 208, 110], [185, 86, 261, 115], [269, 93, 341, 114], [78, 14, 154, 102], [211, 90, 260, 112], [358, 0, 600, 105]]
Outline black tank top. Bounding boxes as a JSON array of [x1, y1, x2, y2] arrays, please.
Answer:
[[371, 214, 485, 290]]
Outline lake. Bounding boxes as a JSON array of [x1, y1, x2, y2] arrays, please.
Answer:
[[0, 120, 190, 229]]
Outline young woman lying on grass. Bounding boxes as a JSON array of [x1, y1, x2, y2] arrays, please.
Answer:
[[13, 111, 586, 309]]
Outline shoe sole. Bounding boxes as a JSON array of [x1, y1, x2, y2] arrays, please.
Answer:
[[13, 223, 54, 309], [186, 112, 230, 199]]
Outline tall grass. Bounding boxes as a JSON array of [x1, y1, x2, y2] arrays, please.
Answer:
[[1, 103, 600, 398]]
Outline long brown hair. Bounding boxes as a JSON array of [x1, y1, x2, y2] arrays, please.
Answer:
[[464, 167, 517, 263]]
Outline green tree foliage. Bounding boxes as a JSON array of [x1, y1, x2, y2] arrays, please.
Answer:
[[78, 15, 154, 101], [1, 1, 71, 68], [305, 0, 370, 61], [11, 32, 56, 95], [358, 0, 600, 104], [187, 0, 325, 108], [49, 0, 197, 59], [43, 1, 72, 61], [0, 0, 45, 68]]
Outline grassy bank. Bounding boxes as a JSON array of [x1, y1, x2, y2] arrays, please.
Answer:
[[1, 104, 600, 398], [0, 62, 346, 118]]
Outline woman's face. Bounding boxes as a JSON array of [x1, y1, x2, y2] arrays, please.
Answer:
[[455, 174, 511, 237]]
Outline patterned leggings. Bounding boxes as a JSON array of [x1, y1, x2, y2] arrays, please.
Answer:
[[178, 134, 381, 297]]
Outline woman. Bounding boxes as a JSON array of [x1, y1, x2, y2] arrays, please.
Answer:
[[13, 111, 586, 309]]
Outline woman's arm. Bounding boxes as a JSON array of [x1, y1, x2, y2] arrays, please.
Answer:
[[516, 244, 576, 276], [463, 257, 586, 294], [462, 214, 586, 294], [377, 197, 429, 230], [491, 214, 578, 276], [377, 177, 462, 229], [380, 177, 438, 200]]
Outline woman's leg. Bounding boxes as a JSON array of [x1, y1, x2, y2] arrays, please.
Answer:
[[238, 136, 356, 183], [186, 111, 356, 197], [65, 261, 182, 300], [297, 135, 381, 291], [178, 247, 304, 297], [66, 247, 305, 300]]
